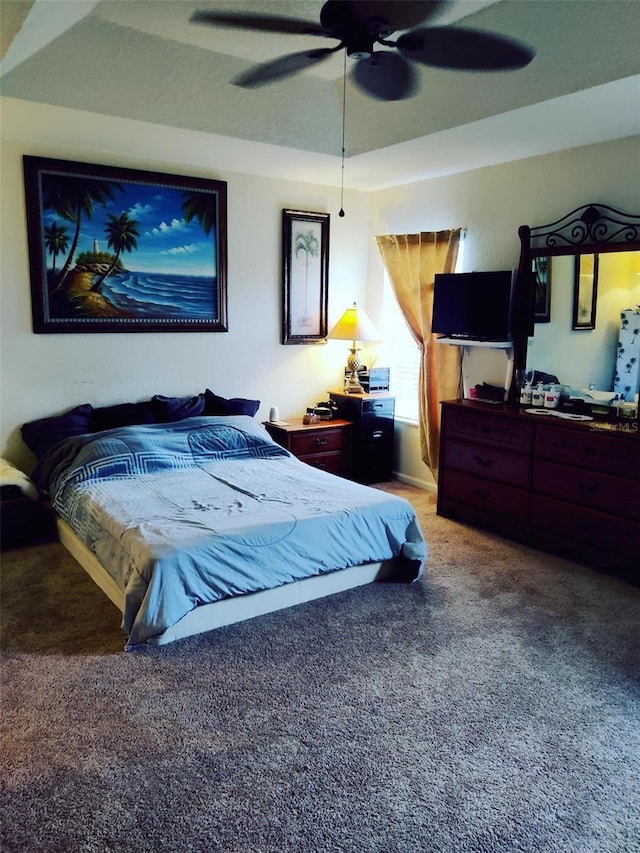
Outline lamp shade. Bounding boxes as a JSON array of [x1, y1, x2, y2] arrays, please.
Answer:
[[328, 302, 380, 343]]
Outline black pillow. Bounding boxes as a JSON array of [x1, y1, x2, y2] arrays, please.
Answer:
[[91, 401, 157, 432], [151, 394, 206, 422], [204, 389, 260, 417], [22, 404, 94, 460]]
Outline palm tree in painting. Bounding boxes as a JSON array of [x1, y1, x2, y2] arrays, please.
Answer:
[[43, 222, 70, 279], [44, 175, 123, 294], [295, 229, 319, 325], [182, 192, 216, 236], [91, 212, 140, 293]]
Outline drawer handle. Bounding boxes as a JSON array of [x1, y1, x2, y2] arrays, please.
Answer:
[[569, 516, 591, 532], [578, 481, 598, 495], [474, 455, 493, 469], [372, 430, 384, 440], [474, 488, 491, 501], [313, 438, 328, 446]]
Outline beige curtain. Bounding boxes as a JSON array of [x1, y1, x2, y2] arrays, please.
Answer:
[[376, 229, 463, 478]]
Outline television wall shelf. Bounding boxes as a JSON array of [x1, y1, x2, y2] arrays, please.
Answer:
[[436, 337, 512, 349]]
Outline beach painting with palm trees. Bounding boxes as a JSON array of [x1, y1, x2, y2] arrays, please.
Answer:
[[282, 209, 329, 345], [24, 157, 227, 332]]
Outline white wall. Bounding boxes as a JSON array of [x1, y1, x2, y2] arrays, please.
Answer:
[[0, 100, 370, 471], [366, 135, 640, 488]]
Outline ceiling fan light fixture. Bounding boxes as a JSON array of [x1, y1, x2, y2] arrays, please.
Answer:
[[347, 36, 374, 60], [193, 0, 536, 100], [352, 51, 418, 101]]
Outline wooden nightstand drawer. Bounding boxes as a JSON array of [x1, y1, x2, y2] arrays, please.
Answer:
[[298, 450, 346, 475], [441, 469, 530, 521], [443, 438, 531, 488], [288, 427, 346, 457], [263, 418, 351, 478]]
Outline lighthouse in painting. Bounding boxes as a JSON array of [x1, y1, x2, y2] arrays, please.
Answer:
[[93, 239, 100, 254]]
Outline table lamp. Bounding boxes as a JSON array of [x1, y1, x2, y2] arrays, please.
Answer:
[[328, 302, 380, 393]]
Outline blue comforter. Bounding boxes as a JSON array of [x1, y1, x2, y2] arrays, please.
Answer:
[[34, 416, 427, 648]]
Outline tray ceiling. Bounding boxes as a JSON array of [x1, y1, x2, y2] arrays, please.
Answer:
[[2, 0, 639, 188]]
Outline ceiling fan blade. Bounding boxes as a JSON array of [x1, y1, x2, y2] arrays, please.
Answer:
[[232, 48, 337, 88], [397, 26, 535, 70], [351, 51, 419, 101], [351, 0, 450, 32], [190, 10, 326, 37]]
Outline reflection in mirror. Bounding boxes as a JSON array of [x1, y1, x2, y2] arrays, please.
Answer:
[[526, 250, 640, 392], [572, 253, 599, 330], [532, 257, 551, 323]]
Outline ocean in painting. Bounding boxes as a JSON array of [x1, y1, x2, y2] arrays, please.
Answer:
[[98, 270, 216, 319]]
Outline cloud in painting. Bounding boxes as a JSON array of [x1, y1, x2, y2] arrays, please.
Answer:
[[146, 217, 189, 238], [164, 243, 199, 256]]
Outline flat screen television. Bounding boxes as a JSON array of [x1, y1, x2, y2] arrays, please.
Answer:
[[432, 270, 514, 342]]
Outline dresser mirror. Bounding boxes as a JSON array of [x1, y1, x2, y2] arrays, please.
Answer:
[[511, 204, 640, 406]]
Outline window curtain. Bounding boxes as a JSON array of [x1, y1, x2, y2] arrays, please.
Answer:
[[375, 229, 463, 478]]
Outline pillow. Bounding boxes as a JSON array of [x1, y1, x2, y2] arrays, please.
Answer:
[[152, 393, 206, 422], [204, 389, 260, 417], [22, 404, 94, 460], [91, 401, 157, 432]]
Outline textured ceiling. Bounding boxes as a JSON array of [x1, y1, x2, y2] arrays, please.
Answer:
[[2, 0, 639, 187]]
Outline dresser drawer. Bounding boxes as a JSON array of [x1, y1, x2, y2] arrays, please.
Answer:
[[535, 424, 640, 479], [299, 450, 346, 475], [443, 439, 531, 488], [531, 495, 640, 556], [533, 459, 640, 520], [288, 427, 346, 457], [441, 470, 530, 522], [445, 408, 534, 453]]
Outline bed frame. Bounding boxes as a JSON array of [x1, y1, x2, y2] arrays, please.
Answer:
[[57, 518, 398, 646]]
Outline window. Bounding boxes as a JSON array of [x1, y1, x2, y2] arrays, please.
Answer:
[[379, 241, 465, 422]]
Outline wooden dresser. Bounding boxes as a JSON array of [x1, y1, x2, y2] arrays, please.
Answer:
[[438, 400, 639, 582]]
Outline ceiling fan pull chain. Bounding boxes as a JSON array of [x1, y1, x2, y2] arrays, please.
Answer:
[[339, 49, 347, 218]]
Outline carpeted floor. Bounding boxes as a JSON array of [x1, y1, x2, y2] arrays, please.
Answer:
[[1, 483, 639, 853]]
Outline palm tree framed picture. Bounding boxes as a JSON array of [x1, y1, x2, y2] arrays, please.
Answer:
[[23, 157, 227, 333], [282, 209, 329, 344]]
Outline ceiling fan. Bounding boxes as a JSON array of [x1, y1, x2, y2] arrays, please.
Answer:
[[191, 0, 535, 101]]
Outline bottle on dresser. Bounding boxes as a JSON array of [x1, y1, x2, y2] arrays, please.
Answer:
[[531, 382, 545, 407]]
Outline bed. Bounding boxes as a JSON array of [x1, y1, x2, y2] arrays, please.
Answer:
[[26, 397, 426, 649]]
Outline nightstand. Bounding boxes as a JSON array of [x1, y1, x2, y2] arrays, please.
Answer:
[[263, 418, 352, 476], [328, 391, 395, 484], [0, 489, 56, 549]]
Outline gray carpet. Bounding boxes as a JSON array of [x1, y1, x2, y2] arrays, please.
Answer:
[[1, 483, 639, 853]]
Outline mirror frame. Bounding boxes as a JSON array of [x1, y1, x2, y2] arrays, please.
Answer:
[[510, 203, 640, 403]]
